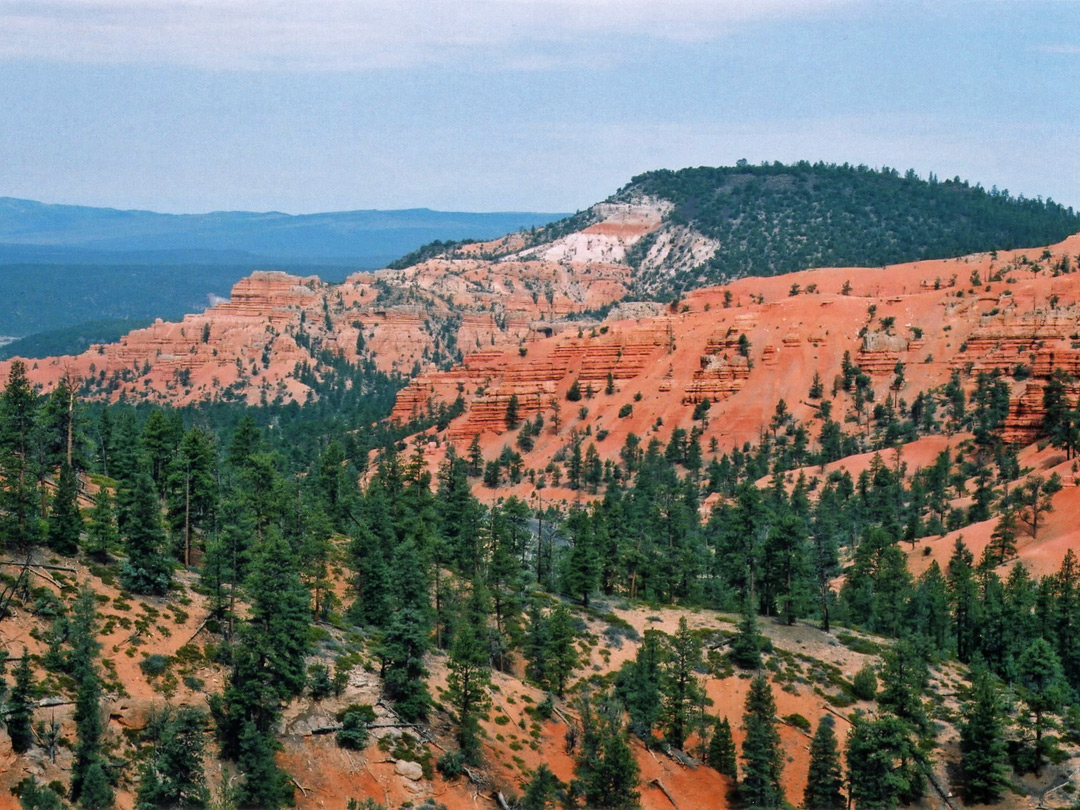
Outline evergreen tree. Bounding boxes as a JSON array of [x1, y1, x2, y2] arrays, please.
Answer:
[[730, 602, 763, 670], [234, 719, 293, 810], [0, 360, 38, 458], [47, 461, 82, 555], [7, 650, 35, 754], [84, 487, 119, 561], [763, 513, 809, 625], [242, 529, 311, 701], [616, 629, 665, 745], [79, 761, 114, 810], [521, 763, 562, 810], [561, 507, 599, 606], [505, 393, 521, 429], [210, 529, 310, 809], [1043, 369, 1079, 458], [378, 539, 432, 722], [120, 471, 173, 595], [39, 374, 85, 471], [141, 409, 182, 491], [575, 692, 640, 810], [959, 667, 1011, 803], [165, 427, 218, 568], [804, 715, 844, 810], [0, 362, 43, 552], [1016, 637, 1066, 772], [661, 617, 705, 750], [739, 675, 783, 810], [16, 778, 67, 810], [1015, 473, 1062, 539], [136, 707, 209, 809], [545, 605, 580, 696], [947, 538, 979, 663], [875, 641, 933, 803], [446, 589, 492, 764], [68, 586, 112, 809], [846, 716, 909, 810], [987, 507, 1019, 566], [706, 716, 737, 782]]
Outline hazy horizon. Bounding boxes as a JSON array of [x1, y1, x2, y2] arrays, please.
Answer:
[[3, 1, 1078, 214]]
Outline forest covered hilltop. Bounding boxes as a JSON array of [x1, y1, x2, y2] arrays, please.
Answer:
[[3, 165, 1080, 810]]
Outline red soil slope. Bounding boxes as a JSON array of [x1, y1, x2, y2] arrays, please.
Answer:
[[395, 234, 1080, 572]]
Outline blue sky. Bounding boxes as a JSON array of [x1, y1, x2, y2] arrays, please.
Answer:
[[1, 0, 1078, 214]]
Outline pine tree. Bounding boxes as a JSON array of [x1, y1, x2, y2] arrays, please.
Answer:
[[763, 513, 809, 625], [846, 716, 909, 810], [575, 692, 640, 810], [987, 507, 1019, 565], [210, 528, 310, 810], [235, 719, 293, 809], [0, 360, 38, 458], [730, 602, 763, 670], [378, 539, 432, 722], [706, 716, 737, 782], [165, 427, 218, 568], [16, 777, 67, 810], [661, 617, 705, 750], [1017, 637, 1066, 772], [7, 650, 35, 754], [545, 605, 579, 696], [947, 537, 979, 662], [79, 761, 114, 810], [521, 763, 562, 810], [739, 674, 783, 809], [68, 586, 112, 810], [120, 471, 173, 595], [804, 715, 844, 810], [1016, 473, 1062, 539], [243, 529, 311, 701], [84, 487, 119, 561], [136, 706, 209, 809], [560, 508, 599, 606], [616, 629, 665, 745], [47, 461, 82, 555], [446, 586, 492, 764], [505, 394, 521, 429], [875, 640, 933, 803], [959, 668, 1011, 803]]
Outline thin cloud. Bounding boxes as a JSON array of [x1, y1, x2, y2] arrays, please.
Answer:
[[1035, 43, 1080, 54], [0, 0, 860, 71]]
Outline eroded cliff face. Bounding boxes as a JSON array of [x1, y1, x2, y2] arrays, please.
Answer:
[[0, 200, 671, 405], [392, 234, 1080, 493]]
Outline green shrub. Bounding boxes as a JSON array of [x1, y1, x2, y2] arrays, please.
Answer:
[[437, 750, 466, 779], [782, 713, 811, 732], [139, 654, 170, 678], [851, 664, 878, 701], [336, 707, 374, 750]]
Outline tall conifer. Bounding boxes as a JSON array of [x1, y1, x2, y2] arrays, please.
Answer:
[[740, 675, 783, 809]]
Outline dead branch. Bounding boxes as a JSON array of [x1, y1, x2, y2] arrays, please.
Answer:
[[0, 561, 77, 573], [184, 617, 212, 645], [650, 778, 681, 810]]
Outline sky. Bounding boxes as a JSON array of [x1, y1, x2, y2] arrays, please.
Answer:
[[1, 0, 1079, 214]]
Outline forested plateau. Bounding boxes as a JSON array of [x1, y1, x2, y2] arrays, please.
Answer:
[[3, 165, 1080, 810]]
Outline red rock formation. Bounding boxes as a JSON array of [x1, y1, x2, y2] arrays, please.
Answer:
[[392, 232, 1080, 493], [0, 199, 666, 404]]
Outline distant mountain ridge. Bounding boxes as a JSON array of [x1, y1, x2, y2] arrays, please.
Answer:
[[0, 198, 567, 349], [0, 197, 567, 264]]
